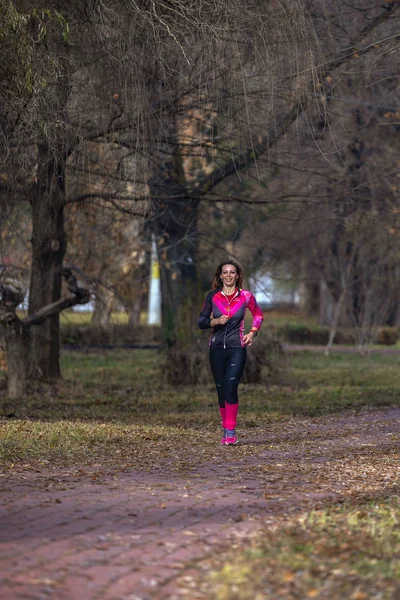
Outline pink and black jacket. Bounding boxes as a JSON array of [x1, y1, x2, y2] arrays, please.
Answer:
[[198, 288, 264, 348]]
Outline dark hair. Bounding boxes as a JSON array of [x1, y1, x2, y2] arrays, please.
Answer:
[[212, 260, 244, 290]]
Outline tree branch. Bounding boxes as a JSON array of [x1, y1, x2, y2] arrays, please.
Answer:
[[202, 3, 398, 190]]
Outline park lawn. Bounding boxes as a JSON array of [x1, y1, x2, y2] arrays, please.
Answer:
[[189, 351, 400, 600], [1, 348, 400, 598], [16, 309, 147, 325], [262, 308, 322, 329], [204, 496, 400, 600], [1, 349, 400, 469]]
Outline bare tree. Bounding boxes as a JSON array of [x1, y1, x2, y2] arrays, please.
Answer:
[[0, 267, 90, 398], [216, 0, 400, 353], [2, 0, 398, 393], [1, 0, 317, 360]]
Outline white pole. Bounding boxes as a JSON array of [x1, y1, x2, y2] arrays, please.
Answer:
[[147, 234, 162, 325]]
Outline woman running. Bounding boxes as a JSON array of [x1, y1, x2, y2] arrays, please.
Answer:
[[198, 260, 264, 445]]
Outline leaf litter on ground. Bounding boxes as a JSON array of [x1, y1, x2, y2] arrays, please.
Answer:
[[1, 349, 400, 598]]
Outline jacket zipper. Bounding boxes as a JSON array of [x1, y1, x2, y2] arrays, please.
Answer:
[[223, 293, 236, 349]]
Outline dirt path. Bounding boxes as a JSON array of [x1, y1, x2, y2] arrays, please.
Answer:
[[1, 407, 399, 600]]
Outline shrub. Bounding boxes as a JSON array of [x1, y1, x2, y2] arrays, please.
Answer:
[[60, 323, 162, 347], [164, 327, 284, 386], [276, 324, 399, 346], [163, 338, 213, 386], [241, 328, 284, 384], [332, 329, 357, 345], [375, 327, 399, 345], [277, 324, 329, 345], [277, 324, 359, 345]]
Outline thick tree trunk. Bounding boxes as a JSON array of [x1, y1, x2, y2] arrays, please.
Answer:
[[28, 143, 66, 379], [123, 262, 149, 327], [300, 280, 320, 317], [150, 185, 199, 346], [149, 118, 200, 347], [91, 287, 115, 327], [319, 279, 334, 326], [298, 259, 320, 317], [324, 289, 346, 356], [125, 294, 143, 327], [4, 322, 29, 399], [158, 205, 199, 347], [2, 268, 90, 398]]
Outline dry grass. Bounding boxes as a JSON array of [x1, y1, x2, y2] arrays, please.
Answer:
[[1, 347, 400, 597], [1, 348, 400, 469], [203, 496, 400, 600]]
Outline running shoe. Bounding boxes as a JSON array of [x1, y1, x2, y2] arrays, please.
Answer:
[[220, 429, 227, 445], [225, 429, 238, 445]]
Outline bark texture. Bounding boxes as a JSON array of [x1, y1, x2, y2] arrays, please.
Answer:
[[3, 321, 30, 399], [28, 143, 67, 378], [150, 172, 199, 346]]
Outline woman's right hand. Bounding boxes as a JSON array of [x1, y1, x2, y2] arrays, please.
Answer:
[[215, 315, 229, 325]]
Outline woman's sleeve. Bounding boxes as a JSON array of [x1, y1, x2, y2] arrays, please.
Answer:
[[248, 293, 264, 331], [198, 292, 213, 329]]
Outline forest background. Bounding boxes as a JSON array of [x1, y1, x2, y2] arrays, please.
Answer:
[[1, 4, 400, 597], [0, 0, 400, 398]]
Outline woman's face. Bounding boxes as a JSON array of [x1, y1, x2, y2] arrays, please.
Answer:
[[220, 264, 238, 287]]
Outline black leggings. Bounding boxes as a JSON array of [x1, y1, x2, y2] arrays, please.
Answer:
[[209, 347, 247, 407]]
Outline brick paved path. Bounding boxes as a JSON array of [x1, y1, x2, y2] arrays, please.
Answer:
[[1, 408, 399, 600]]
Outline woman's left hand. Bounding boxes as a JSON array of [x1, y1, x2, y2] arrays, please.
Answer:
[[243, 332, 254, 346]]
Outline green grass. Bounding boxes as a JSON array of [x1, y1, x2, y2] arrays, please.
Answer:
[[290, 350, 400, 387], [1, 348, 400, 468], [190, 350, 400, 600], [263, 309, 322, 329], [207, 496, 400, 600], [2, 346, 400, 597], [16, 309, 149, 325]]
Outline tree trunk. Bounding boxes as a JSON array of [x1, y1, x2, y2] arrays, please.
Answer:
[[149, 114, 201, 347], [2, 268, 90, 398], [319, 279, 334, 326], [125, 294, 143, 327], [150, 180, 199, 346], [28, 143, 67, 379], [91, 287, 115, 327], [325, 289, 346, 356], [4, 322, 30, 399], [298, 259, 320, 317]]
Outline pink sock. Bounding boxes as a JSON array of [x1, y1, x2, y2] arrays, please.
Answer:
[[219, 407, 226, 428], [225, 403, 239, 430]]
